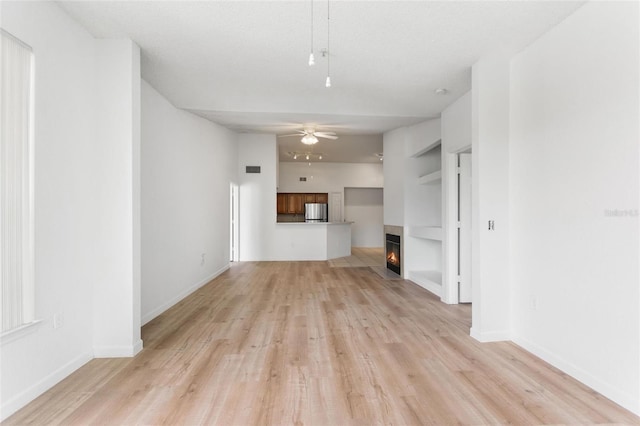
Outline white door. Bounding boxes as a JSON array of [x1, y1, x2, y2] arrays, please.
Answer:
[[458, 153, 472, 303], [330, 192, 343, 222]]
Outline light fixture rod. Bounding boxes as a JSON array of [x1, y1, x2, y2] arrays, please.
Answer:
[[308, 0, 315, 66], [325, 0, 331, 87]]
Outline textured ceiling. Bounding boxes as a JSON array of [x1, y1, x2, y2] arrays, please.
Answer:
[[58, 0, 584, 161]]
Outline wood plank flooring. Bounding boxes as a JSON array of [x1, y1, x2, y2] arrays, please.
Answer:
[[6, 261, 639, 425], [327, 247, 383, 268]]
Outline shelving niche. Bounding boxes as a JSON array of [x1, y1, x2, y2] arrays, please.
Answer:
[[408, 226, 442, 241], [406, 137, 443, 298], [417, 170, 441, 185], [410, 138, 441, 158]]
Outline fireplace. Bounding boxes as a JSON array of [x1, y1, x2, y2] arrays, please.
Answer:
[[386, 233, 401, 275]]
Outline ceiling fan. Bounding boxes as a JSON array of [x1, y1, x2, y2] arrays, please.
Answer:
[[280, 128, 338, 145]]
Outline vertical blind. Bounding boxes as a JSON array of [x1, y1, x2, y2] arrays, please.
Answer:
[[1, 30, 34, 333]]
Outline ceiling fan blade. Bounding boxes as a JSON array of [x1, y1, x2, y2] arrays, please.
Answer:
[[316, 134, 339, 140], [279, 133, 305, 137], [314, 131, 337, 136]]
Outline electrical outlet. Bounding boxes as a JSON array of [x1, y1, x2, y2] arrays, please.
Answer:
[[53, 313, 64, 329]]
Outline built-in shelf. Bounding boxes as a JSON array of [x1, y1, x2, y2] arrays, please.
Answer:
[[408, 226, 442, 241], [409, 270, 442, 297], [417, 170, 441, 185], [410, 139, 442, 158]]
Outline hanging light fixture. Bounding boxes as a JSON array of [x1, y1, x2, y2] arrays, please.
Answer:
[[287, 151, 325, 162], [325, 0, 331, 87], [308, 0, 315, 66], [301, 134, 319, 145]]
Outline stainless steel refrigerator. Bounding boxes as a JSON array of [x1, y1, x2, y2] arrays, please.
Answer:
[[304, 203, 328, 222]]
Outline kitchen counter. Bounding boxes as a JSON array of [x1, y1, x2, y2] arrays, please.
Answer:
[[273, 222, 352, 260]]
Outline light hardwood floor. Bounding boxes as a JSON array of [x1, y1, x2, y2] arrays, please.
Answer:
[[328, 247, 384, 268], [6, 261, 639, 425]]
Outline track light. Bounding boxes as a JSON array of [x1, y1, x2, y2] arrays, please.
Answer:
[[289, 151, 325, 162]]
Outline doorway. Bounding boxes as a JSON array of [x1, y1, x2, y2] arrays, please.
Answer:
[[230, 183, 239, 262], [444, 147, 472, 305], [330, 192, 343, 222], [344, 187, 384, 247], [457, 152, 472, 303]]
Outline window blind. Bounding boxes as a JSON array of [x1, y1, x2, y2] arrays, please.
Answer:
[[1, 30, 35, 333]]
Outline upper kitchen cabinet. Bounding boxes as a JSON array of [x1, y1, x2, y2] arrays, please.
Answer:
[[277, 193, 330, 217], [315, 193, 328, 203], [277, 193, 287, 214], [287, 193, 304, 214]]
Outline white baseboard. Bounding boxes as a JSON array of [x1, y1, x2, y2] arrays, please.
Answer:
[[0, 350, 93, 421], [93, 338, 143, 358], [513, 336, 639, 416], [408, 277, 442, 298], [141, 264, 230, 326], [470, 327, 511, 342], [132, 338, 143, 355]]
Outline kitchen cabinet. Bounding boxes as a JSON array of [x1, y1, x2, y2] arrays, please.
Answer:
[[287, 194, 304, 214], [277, 193, 287, 214], [277, 193, 329, 217]]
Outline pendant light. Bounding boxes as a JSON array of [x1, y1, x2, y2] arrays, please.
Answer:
[[325, 0, 331, 87], [301, 134, 319, 145], [308, 0, 315, 66]]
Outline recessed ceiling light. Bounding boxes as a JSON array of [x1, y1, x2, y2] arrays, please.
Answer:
[[434, 88, 448, 95]]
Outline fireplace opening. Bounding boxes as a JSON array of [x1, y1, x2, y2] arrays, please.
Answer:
[[386, 233, 401, 275]]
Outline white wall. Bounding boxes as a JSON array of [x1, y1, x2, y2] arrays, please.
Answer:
[[92, 39, 142, 358], [0, 1, 141, 418], [140, 80, 237, 325], [278, 162, 382, 193], [382, 127, 406, 226], [344, 188, 383, 247], [441, 92, 472, 154], [238, 134, 279, 261], [509, 1, 639, 414], [471, 53, 511, 342]]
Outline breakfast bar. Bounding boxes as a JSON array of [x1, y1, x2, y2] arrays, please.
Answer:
[[274, 222, 352, 260]]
